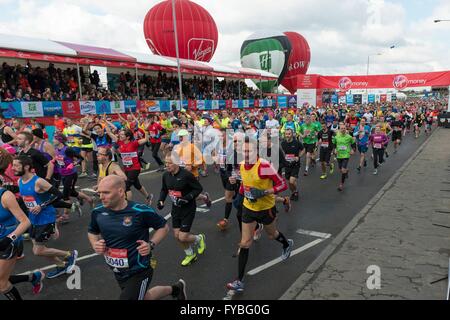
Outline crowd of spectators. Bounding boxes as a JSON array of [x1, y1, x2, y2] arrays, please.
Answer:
[[0, 61, 262, 102]]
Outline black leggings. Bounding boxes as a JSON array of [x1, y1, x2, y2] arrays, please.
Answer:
[[151, 142, 164, 166], [125, 170, 143, 191], [62, 173, 79, 200], [373, 148, 384, 169], [93, 151, 99, 174]]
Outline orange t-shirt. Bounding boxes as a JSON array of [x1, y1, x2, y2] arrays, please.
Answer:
[[55, 119, 65, 132]]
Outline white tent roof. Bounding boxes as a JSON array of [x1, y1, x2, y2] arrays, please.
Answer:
[[0, 33, 77, 56]]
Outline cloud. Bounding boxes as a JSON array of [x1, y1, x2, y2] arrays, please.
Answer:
[[0, 0, 448, 76]]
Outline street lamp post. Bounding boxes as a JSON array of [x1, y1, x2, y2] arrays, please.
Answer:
[[172, 0, 184, 110]]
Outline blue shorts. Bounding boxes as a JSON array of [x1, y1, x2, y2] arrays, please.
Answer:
[[358, 145, 368, 153], [161, 138, 170, 144]]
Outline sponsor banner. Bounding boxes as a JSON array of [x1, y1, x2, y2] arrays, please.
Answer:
[[368, 94, 375, 103], [188, 100, 197, 111], [338, 95, 346, 104], [211, 100, 219, 110], [391, 94, 397, 102], [111, 101, 125, 114], [346, 94, 354, 105], [331, 94, 338, 104], [296, 71, 450, 90], [232, 100, 239, 109], [43, 101, 63, 117], [218, 100, 226, 109], [96, 101, 111, 115], [297, 89, 317, 107], [353, 94, 362, 104], [267, 99, 274, 107], [147, 101, 161, 112], [386, 94, 392, 102], [197, 100, 206, 111], [288, 95, 297, 107], [248, 100, 254, 108], [254, 99, 260, 108], [243, 100, 250, 109], [0, 101, 22, 118], [204, 100, 212, 110], [62, 101, 80, 117], [124, 100, 137, 113], [380, 94, 387, 103], [362, 94, 369, 104], [169, 100, 181, 111], [159, 100, 171, 112], [80, 101, 96, 115], [225, 100, 233, 109], [278, 96, 288, 108], [21, 101, 43, 118]]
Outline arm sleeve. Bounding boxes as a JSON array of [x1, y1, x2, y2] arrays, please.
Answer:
[[182, 171, 203, 201], [258, 161, 288, 194], [88, 210, 100, 235]]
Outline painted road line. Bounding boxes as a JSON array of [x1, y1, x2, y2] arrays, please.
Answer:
[[247, 238, 325, 276], [81, 188, 97, 194], [196, 208, 209, 213], [296, 229, 332, 239], [140, 169, 160, 176]]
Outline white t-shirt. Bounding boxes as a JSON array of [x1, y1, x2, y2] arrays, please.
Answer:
[[363, 112, 374, 123], [265, 119, 280, 129]]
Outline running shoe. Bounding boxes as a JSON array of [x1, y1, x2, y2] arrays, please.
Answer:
[[31, 271, 45, 295], [147, 194, 154, 206], [338, 183, 344, 192], [204, 192, 212, 208], [46, 266, 67, 279], [283, 197, 291, 213], [303, 170, 309, 176], [181, 253, 197, 266], [329, 163, 335, 174], [320, 174, 327, 179], [65, 250, 78, 274], [172, 279, 187, 300], [217, 219, 229, 231], [196, 234, 206, 255], [364, 160, 367, 167], [281, 239, 294, 261], [79, 172, 88, 178], [71, 201, 83, 217], [144, 163, 151, 171], [373, 169, 378, 175], [253, 224, 264, 241], [226, 280, 244, 292], [356, 166, 361, 174], [22, 233, 30, 241], [16, 253, 25, 260]]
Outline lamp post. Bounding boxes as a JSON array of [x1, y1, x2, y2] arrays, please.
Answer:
[[172, 0, 184, 110]]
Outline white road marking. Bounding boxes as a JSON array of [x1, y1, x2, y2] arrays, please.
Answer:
[[296, 229, 332, 239], [247, 238, 325, 276], [196, 208, 209, 213], [81, 188, 97, 193]]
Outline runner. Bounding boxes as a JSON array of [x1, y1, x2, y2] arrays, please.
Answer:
[[108, 127, 153, 205], [281, 128, 304, 199], [16, 132, 54, 181], [95, 146, 130, 197], [353, 117, 371, 173], [425, 111, 433, 135], [14, 155, 78, 279], [369, 124, 389, 175], [414, 112, 424, 139], [157, 154, 206, 267], [32, 128, 55, 161], [299, 114, 320, 176], [88, 175, 186, 300], [390, 114, 405, 153], [318, 123, 335, 179], [226, 136, 292, 292], [52, 134, 94, 222], [0, 183, 34, 300], [332, 122, 356, 192], [79, 117, 95, 178], [147, 115, 165, 172], [0, 114, 18, 146]]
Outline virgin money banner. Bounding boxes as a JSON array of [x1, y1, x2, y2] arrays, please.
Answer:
[[296, 71, 450, 90], [21, 101, 44, 117], [62, 101, 80, 117], [80, 101, 96, 115]]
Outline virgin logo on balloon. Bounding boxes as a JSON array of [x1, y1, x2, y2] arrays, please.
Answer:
[[393, 75, 408, 89], [338, 77, 353, 90], [189, 39, 214, 61]]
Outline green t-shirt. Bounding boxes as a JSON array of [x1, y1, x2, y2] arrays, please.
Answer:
[[332, 133, 354, 159], [300, 123, 320, 144]]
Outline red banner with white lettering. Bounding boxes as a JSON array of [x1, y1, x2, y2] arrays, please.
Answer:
[[296, 71, 450, 90]]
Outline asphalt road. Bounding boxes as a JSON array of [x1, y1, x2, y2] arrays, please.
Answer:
[[6, 129, 433, 300]]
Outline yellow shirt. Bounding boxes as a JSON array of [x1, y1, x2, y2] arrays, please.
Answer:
[[240, 159, 275, 211]]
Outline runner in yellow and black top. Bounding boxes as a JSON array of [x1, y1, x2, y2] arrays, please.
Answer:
[[160, 113, 173, 158], [226, 136, 293, 293]]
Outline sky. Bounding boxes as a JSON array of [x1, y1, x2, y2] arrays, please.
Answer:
[[0, 0, 449, 76]]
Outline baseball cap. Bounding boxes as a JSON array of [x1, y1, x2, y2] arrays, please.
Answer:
[[177, 129, 189, 137]]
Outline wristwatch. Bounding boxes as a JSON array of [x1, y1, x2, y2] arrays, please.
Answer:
[[149, 241, 156, 250], [8, 234, 17, 241]]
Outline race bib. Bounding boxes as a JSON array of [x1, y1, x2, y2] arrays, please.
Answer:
[[374, 143, 382, 149], [169, 190, 182, 204], [285, 154, 296, 162], [105, 248, 129, 269], [339, 145, 347, 151], [23, 195, 38, 209], [55, 155, 65, 167], [244, 186, 254, 200], [121, 152, 137, 167], [321, 142, 329, 148]]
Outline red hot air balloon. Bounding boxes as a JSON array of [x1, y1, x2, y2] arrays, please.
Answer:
[[281, 31, 311, 94], [143, 0, 218, 62]]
